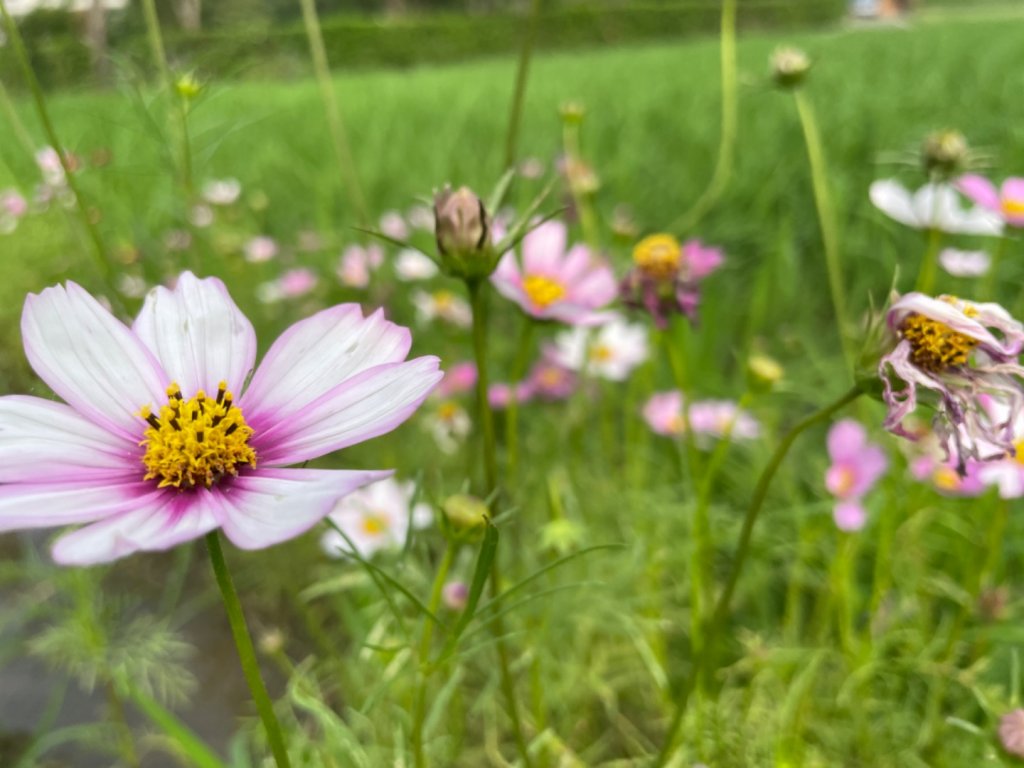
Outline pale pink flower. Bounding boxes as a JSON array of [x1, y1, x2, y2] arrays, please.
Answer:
[[412, 289, 472, 328], [939, 248, 990, 278], [379, 210, 409, 240], [320, 477, 431, 558], [957, 174, 1024, 228], [442, 581, 469, 610], [869, 179, 1003, 235], [523, 358, 577, 402], [244, 236, 279, 264], [35, 147, 69, 187], [202, 178, 241, 206], [406, 204, 435, 232], [518, 157, 546, 180], [436, 361, 477, 398], [487, 381, 533, 410], [395, 249, 439, 281], [491, 220, 617, 325], [0, 272, 441, 565], [550, 314, 649, 381], [190, 205, 214, 228], [1000, 709, 1024, 758], [911, 453, 986, 497], [337, 244, 384, 288], [824, 420, 888, 531], [1, 189, 28, 218], [643, 392, 759, 444]]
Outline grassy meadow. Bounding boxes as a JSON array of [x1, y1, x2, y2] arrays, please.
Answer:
[[1, 6, 1024, 767]]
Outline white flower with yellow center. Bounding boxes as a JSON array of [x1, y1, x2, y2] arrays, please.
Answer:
[[320, 478, 432, 558]]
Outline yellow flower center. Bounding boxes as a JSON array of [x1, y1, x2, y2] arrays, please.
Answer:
[[932, 466, 961, 492], [437, 401, 460, 421], [590, 344, 613, 362], [361, 512, 389, 536], [832, 466, 856, 496], [1001, 197, 1024, 217], [1015, 440, 1024, 467], [633, 234, 681, 280], [900, 304, 979, 373], [433, 290, 455, 310], [139, 382, 256, 489], [522, 275, 566, 308]]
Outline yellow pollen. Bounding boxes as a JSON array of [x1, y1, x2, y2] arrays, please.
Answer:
[[1001, 197, 1024, 217], [933, 466, 961, 492], [437, 401, 460, 421], [1014, 440, 1024, 467], [361, 513, 389, 536], [832, 466, 856, 496], [900, 310, 978, 373], [433, 290, 455, 310], [590, 344, 613, 362], [522, 274, 566, 309], [139, 381, 256, 489], [633, 234, 681, 280]]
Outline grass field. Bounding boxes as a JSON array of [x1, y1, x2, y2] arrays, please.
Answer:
[[1, 7, 1024, 767]]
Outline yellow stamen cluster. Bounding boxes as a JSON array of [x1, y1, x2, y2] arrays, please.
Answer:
[[522, 274, 566, 308], [1002, 197, 1024, 218], [901, 311, 978, 373], [361, 513, 389, 536], [633, 234, 681, 280], [140, 381, 256, 489], [590, 344, 613, 363]]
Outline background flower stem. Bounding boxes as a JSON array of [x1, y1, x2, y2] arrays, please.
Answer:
[[505, 317, 536, 481], [205, 532, 292, 768], [503, 0, 543, 172]]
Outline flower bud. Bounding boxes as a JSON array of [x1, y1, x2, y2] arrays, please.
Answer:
[[559, 101, 586, 126], [175, 72, 202, 101], [442, 493, 488, 533], [771, 46, 811, 89], [433, 186, 493, 279], [921, 129, 969, 178], [746, 354, 783, 393], [258, 628, 285, 655]]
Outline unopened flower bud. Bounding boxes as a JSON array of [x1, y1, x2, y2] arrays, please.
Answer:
[[771, 46, 811, 89], [175, 72, 202, 100], [442, 493, 488, 533], [746, 354, 783, 393], [258, 628, 285, 655], [559, 101, 586, 126], [433, 186, 493, 279], [921, 129, 969, 178]]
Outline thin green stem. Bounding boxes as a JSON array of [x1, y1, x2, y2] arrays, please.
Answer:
[[125, 685, 227, 768], [506, 318, 536, 481], [205, 532, 292, 768], [669, 0, 738, 233], [0, 0, 117, 297], [653, 384, 863, 766], [140, 0, 172, 91], [105, 680, 141, 768], [412, 543, 457, 768], [915, 226, 943, 295], [504, 0, 543, 171], [0, 79, 37, 158], [298, 0, 370, 228], [980, 234, 1008, 301], [468, 279, 499, 493], [561, 118, 600, 255], [793, 88, 853, 371]]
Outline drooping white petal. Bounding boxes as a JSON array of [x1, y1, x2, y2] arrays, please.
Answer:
[[21, 282, 167, 441], [253, 357, 443, 466], [0, 396, 139, 483], [214, 468, 392, 550], [133, 271, 257, 397]]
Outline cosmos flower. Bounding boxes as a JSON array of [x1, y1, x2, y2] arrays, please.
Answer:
[[824, 420, 888, 531], [395, 249, 439, 281], [35, 147, 74, 188], [0, 189, 27, 235], [0, 272, 441, 565], [523, 357, 577, 402], [412, 289, 472, 328], [424, 401, 472, 455], [939, 248, 990, 278], [337, 244, 384, 289], [621, 234, 724, 328], [491, 220, 617, 325], [487, 381, 533, 410], [549, 314, 649, 381], [643, 392, 759, 444], [1000, 709, 1024, 759], [319, 477, 431, 558], [879, 292, 1024, 473], [868, 180, 1003, 235], [379, 210, 409, 241], [257, 268, 319, 303], [436, 361, 477, 398], [244, 236, 279, 264], [202, 178, 242, 206], [957, 174, 1024, 228]]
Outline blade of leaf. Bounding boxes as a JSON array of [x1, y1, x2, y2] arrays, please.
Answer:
[[353, 227, 441, 267], [486, 167, 517, 215], [434, 521, 499, 664], [125, 685, 228, 768]]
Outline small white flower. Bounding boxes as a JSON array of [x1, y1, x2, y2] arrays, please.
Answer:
[[938, 247, 990, 277], [202, 178, 242, 206], [379, 210, 409, 240], [412, 289, 472, 328], [869, 179, 1003, 236], [550, 315, 649, 381], [395, 249, 439, 281], [425, 401, 471, 455], [320, 478, 432, 558]]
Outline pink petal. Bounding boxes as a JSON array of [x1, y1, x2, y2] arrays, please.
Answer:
[[240, 305, 412, 434], [957, 174, 1000, 211], [522, 220, 567, 274], [21, 282, 167, 441], [559, 244, 594, 282], [253, 357, 443, 465], [0, 396, 139, 483], [833, 501, 867, 532], [51, 490, 218, 566], [0, 477, 159, 533], [215, 467, 392, 550], [132, 271, 257, 397], [827, 419, 867, 462]]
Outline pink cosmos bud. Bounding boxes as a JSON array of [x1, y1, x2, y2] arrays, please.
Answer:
[[434, 185, 491, 278]]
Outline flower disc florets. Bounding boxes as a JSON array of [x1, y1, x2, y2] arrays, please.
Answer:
[[140, 381, 256, 489], [879, 292, 1024, 473]]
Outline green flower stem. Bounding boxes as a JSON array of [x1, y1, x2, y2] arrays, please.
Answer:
[[670, 0, 737, 233], [411, 542, 457, 768], [298, 0, 370, 228], [653, 384, 863, 766], [0, 79, 37, 158], [125, 685, 227, 768], [915, 225, 943, 296], [503, 0, 543, 171], [205, 532, 292, 768], [505, 318, 536, 481], [793, 88, 853, 371], [981, 233, 1009, 301], [561, 118, 601, 256], [105, 680, 141, 768], [0, 0, 117, 298], [830, 533, 858, 658]]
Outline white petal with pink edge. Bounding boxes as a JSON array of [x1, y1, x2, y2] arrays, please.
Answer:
[[133, 271, 257, 397], [51, 491, 219, 566], [253, 356, 443, 466], [240, 305, 411, 432], [214, 467, 393, 550], [0, 396, 139, 483], [21, 282, 167, 441], [0, 478, 163, 533]]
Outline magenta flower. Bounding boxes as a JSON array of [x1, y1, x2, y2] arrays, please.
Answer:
[[0, 272, 441, 565], [824, 420, 888, 531], [491, 220, 617, 325], [957, 174, 1024, 228], [523, 357, 577, 401], [879, 292, 1024, 473]]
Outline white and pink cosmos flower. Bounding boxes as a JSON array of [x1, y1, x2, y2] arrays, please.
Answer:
[[320, 477, 431, 558], [642, 392, 759, 445], [337, 244, 384, 289], [491, 220, 617, 325], [879, 292, 1024, 473], [549, 314, 649, 381], [957, 174, 1024, 228], [869, 180, 1003, 236], [824, 420, 888, 531], [0, 272, 442, 565], [939, 248, 990, 278]]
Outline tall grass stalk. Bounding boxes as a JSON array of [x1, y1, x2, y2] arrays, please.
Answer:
[[504, 0, 543, 172]]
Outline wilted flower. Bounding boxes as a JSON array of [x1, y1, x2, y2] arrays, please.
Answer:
[[621, 234, 724, 328], [557, 156, 600, 195], [0, 272, 441, 564], [337, 244, 384, 288], [379, 210, 409, 240], [771, 46, 811, 88], [320, 477, 432, 558], [549, 315, 649, 381], [999, 709, 1024, 758], [869, 180, 1003, 235], [921, 130, 970, 178], [957, 174, 1024, 228], [643, 392, 759, 444], [244, 236, 279, 264], [202, 178, 242, 206], [824, 420, 888, 531], [412, 289, 472, 328], [491, 220, 617, 325], [395, 249, 439, 281], [939, 247, 990, 278], [434, 185, 492, 278], [879, 292, 1024, 473]]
